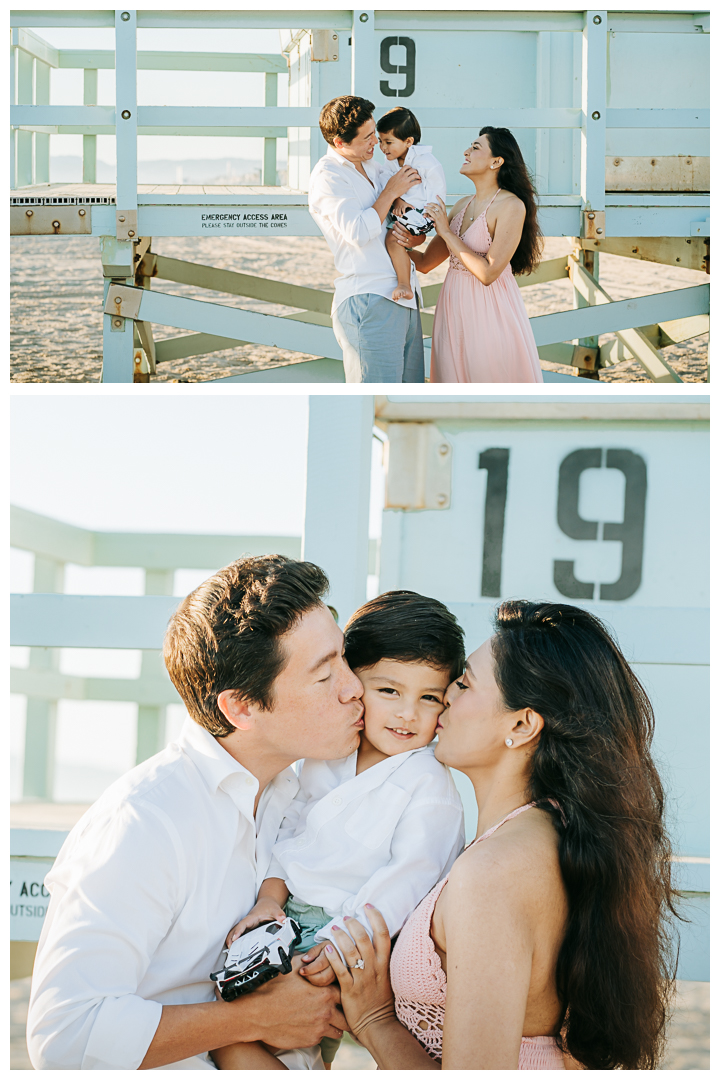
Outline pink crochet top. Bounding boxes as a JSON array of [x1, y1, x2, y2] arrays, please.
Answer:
[[390, 802, 565, 1069]]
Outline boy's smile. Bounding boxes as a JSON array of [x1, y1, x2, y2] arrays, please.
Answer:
[[378, 132, 414, 164], [354, 659, 450, 770]]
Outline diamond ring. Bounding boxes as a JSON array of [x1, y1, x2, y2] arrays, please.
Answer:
[[353, 958, 365, 970]]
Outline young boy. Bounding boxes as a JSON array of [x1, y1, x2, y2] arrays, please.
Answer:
[[211, 591, 465, 1071], [377, 107, 447, 301]]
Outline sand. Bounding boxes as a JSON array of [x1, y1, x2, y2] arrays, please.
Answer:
[[10, 975, 709, 1069], [10, 235, 708, 383]]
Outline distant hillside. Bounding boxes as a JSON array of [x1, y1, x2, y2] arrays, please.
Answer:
[[49, 156, 287, 186]]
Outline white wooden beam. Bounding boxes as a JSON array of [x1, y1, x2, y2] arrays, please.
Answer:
[[11, 505, 302, 568], [11, 595, 179, 649], [530, 283, 708, 350], [115, 9, 137, 217], [581, 11, 607, 214], [567, 256, 684, 382], [303, 398, 374, 626]]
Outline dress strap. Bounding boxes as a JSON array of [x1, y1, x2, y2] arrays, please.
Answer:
[[453, 195, 474, 236], [483, 188, 502, 215], [466, 801, 537, 849]]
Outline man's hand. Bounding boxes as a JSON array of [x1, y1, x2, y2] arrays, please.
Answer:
[[246, 955, 348, 1048], [226, 897, 286, 947], [383, 165, 422, 200], [298, 941, 336, 987]]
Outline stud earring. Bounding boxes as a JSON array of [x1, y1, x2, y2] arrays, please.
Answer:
[[505, 738, 514, 747]]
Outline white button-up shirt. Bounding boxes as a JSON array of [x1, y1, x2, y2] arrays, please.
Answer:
[[266, 746, 465, 943], [379, 144, 447, 211], [308, 145, 420, 313], [26, 719, 299, 1071]]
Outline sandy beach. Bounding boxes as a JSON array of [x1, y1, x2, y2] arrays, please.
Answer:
[[11, 235, 708, 383], [10, 974, 710, 1069]]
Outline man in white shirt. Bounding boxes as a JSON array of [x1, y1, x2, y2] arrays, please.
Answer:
[[308, 96, 426, 383], [26, 556, 364, 1070]]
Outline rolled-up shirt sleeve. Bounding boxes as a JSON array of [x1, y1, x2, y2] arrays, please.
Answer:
[[310, 170, 384, 247], [27, 801, 185, 1070], [315, 794, 465, 943]]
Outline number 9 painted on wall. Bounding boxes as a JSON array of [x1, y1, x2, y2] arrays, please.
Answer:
[[477, 446, 648, 601], [554, 448, 647, 602], [380, 37, 416, 97]]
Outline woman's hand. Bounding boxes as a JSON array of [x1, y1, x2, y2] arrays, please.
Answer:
[[423, 197, 451, 239], [323, 906, 397, 1044]]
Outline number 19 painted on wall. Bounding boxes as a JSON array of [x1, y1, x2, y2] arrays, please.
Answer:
[[478, 448, 647, 601]]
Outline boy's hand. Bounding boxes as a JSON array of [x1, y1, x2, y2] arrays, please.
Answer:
[[298, 941, 337, 987], [225, 897, 286, 948]]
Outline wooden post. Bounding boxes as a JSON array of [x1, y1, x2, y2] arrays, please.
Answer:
[[580, 11, 607, 218], [136, 569, 174, 764], [83, 68, 98, 184], [34, 57, 50, 184], [115, 10, 138, 222], [15, 48, 33, 188], [263, 72, 278, 186], [10, 45, 17, 188], [303, 396, 374, 625], [22, 556, 64, 800], [574, 246, 600, 376], [351, 9, 375, 100]]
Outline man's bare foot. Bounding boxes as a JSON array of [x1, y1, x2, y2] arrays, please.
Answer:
[[392, 283, 414, 301]]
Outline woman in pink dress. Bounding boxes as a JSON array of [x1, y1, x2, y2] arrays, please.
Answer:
[[321, 602, 679, 1070], [397, 127, 543, 382]]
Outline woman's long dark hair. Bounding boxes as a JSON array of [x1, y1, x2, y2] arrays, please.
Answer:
[[479, 126, 542, 275], [491, 600, 680, 1070]]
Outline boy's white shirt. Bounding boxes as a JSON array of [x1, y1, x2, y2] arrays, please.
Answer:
[[266, 744, 465, 943], [379, 143, 448, 210]]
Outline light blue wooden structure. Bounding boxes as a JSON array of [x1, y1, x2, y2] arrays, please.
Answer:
[[10, 396, 709, 984], [10, 9, 709, 382]]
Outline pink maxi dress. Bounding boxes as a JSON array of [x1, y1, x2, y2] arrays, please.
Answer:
[[430, 192, 543, 383], [390, 803, 566, 1068]]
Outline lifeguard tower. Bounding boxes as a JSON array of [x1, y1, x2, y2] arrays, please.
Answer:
[[10, 395, 709, 988], [10, 9, 709, 382]]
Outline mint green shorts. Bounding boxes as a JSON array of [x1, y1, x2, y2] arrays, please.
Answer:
[[284, 897, 342, 1064]]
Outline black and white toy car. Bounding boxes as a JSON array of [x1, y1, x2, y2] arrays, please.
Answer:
[[211, 918, 303, 1001], [393, 206, 435, 236]]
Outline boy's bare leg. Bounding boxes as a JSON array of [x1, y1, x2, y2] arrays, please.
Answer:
[[211, 1041, 288, 1070], [386, 229, 414, 301]]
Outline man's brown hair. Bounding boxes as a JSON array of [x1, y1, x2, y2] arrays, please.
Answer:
[[319, 95, 375, 146], [164, 555, 329, 737]]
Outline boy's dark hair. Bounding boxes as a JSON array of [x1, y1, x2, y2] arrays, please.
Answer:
[[343, 590, 464, 679], [164, 555, 329, 737], [376, 106, 422, 145], [319, 96, 375, 145]]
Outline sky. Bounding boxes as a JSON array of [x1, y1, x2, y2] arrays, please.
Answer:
[[11, 395, 309, 535]]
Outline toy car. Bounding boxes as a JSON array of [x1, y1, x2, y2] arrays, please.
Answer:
[[393, 206, 435, 236], [211, 918, 303, 1001]]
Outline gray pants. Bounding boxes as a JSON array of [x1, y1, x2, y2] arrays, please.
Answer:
[[332, 292, 425, 383]]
